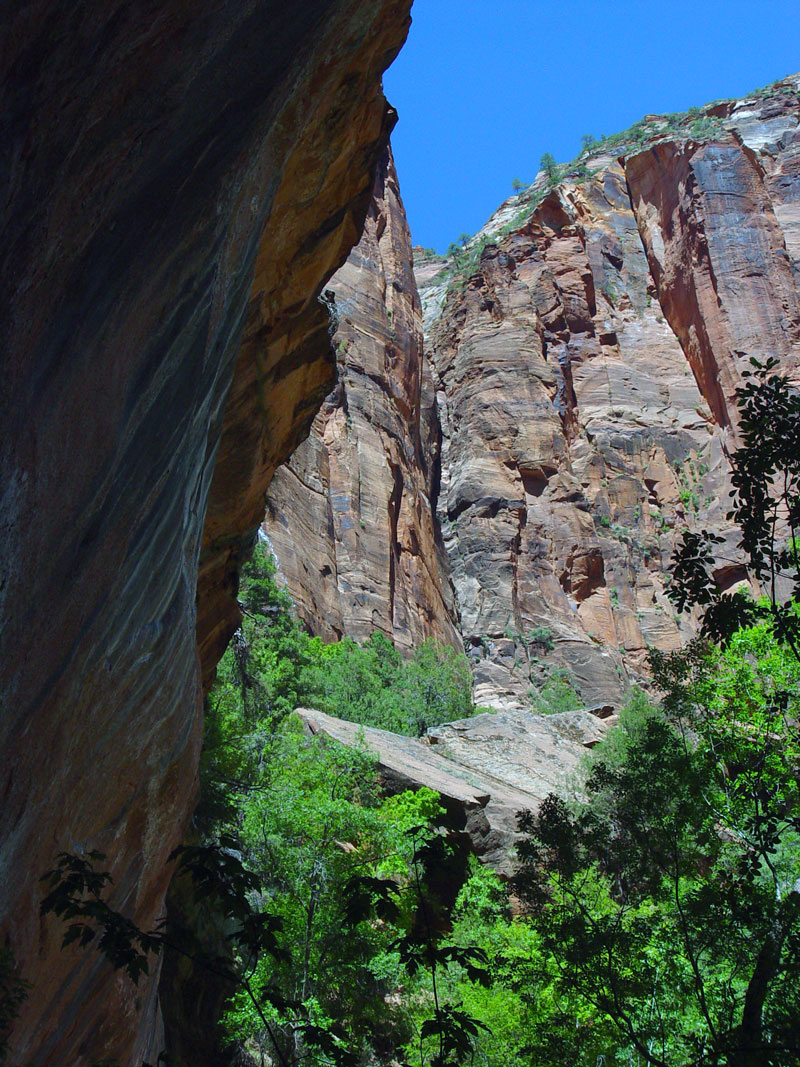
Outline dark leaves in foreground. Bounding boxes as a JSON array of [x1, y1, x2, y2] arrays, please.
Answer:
[[40, 852, 160, 983], [668, 358, 800, 656]]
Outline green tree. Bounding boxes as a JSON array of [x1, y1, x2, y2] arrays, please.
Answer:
[[513, 652, 800, 1065], [345, 826, 490, 1067], [669, 357, 800, 658], [223, 727, 421, 1065], [539, 152, 560, 188], [511, 177, 525, 194], [213, 545, 477, 738], [402, 641, 473, 735]]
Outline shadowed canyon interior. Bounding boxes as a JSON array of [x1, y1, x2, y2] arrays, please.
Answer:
[[1, 3, 410, 1062], [1, 3, 799, 1060]]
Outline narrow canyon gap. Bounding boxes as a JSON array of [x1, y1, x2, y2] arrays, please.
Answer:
[[266, 82, 800, 713], [2, 10, 800, 1064]]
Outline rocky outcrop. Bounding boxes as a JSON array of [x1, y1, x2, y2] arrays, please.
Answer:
[[264, 148, 459, 652], [297, 706, 608, 873], [626, 99, 800, 430], [426, 167, 725, 708], [0, 3, 411, 1064]]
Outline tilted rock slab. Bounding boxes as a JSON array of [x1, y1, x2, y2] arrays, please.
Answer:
[[297, 706, 609, 875]]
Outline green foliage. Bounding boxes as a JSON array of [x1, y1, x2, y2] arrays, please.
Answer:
[[209, 702, 488, 1067], [40, 851, 162, 983], [539, 152, 560, 188], [0, 950, 30, 1066], [669, 358, 800, 654], [214, 543, 475, 739], [200, 545, 485, 1063], [343, 827, 490, 1067], [526, 626, 555, 652], [529, 668, 582, 715], [221, 729, 409, 1065], [511, 177, 525, 193], [507, 349, 800, 1064], [513, 625, 800, 1065], [414, 247, 439, 264], [435, 232, 499, 296]]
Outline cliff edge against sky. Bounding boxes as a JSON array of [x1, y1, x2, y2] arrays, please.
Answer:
[[0, 4, 411, 1063]]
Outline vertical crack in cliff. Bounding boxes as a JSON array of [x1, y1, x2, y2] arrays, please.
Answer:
[[387, 460, 403, 632], [622, 156, 731, 429], [622, 130, 800, 437]]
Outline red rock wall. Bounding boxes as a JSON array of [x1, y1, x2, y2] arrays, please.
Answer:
[[0, 3, 411, 1063], [264, 80, 800, 715], [426, 171, 714, 708], [264, 148, 460, 652], [626, 106, 800, 429], [424, 80, 800, 710]]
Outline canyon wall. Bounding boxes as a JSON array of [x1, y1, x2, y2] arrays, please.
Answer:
[[0, 3, 411, 1063], [264, 148, 460, 652], [267, 77, 800, 712]]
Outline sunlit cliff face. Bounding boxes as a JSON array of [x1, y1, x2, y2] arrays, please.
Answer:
[[267, 80, 800, 714]]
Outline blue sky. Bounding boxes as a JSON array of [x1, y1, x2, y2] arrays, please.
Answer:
[[383, 0, 800, 251]]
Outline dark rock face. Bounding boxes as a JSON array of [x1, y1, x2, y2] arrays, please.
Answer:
[[0, 3, 411, 1063]]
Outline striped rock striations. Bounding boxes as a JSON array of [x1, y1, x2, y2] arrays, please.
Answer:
[[264, 148, 459, 652], [426, 78, 800, 709], [267, 78, 800, 714]]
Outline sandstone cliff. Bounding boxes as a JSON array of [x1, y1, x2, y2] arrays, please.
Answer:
[[264, 148, 460, 653], [0, 4, 412, 1063], [428, 77, 800, 710], [267, 77, 800, 714]]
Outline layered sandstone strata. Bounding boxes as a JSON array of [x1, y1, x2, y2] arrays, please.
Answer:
[[264, 148, 460, 652], [0, 3, 411, 1063], [424, 79, 800, 709]]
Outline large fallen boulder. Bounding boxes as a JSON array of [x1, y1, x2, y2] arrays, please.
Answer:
[[296, 706, 610, 874]]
